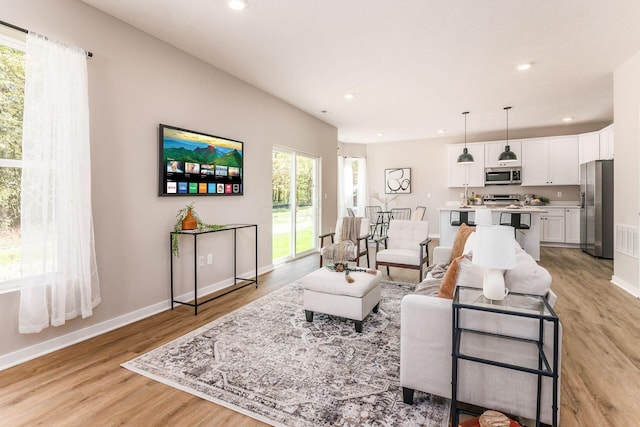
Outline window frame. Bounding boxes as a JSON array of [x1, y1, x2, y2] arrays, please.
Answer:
[[0, 27, 26, 293]]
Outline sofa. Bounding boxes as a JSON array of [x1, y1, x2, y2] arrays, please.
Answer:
[[400, 228, 562, 425]]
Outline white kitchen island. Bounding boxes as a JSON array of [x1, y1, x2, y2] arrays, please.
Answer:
[[438, 207, 547, 261]]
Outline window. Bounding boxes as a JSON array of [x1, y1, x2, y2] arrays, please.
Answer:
[[271, 147, 319, 263], [338, 156, 367, 217], [0, 29, 26, 289]]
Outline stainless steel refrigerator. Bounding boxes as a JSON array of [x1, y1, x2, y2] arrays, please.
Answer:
[[580, 159, 614, 258]]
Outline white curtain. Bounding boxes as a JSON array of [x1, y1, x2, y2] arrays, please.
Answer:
[[19, 33, 100, 333], [337, 156, 367, 217], [337, 156, 353, 217]]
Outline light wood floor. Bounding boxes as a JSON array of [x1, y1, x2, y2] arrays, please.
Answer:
[[0, 245, 638, 426]]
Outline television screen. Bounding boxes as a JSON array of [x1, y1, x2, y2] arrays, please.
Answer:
[[159, 124, 243, 196]]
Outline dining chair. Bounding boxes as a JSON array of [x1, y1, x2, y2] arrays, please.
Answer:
[[391, 207, 411, 220], [411, 206, 426, 221], [364, 205, 382, 236]]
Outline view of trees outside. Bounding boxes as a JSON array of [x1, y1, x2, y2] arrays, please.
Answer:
[[295, 155, 315, 254], [272, 150, 292, 260], [272, 150, 316, 261], [0, 43, 24, 282], [351, 159, 360, 209]]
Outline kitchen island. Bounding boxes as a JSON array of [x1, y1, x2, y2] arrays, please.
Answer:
[[439, 206, 547, 260]]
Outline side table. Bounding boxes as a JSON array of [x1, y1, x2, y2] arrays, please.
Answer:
[[170, 224, 258, 315], [451, 286, 559, 427]]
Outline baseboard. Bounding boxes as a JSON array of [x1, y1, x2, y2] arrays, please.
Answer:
[[0, 265, 274, 371], [540, 242, 580, 248], [611, 275, 640, 298]]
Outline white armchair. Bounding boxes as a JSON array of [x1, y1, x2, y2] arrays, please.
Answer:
[[319, 217, 370, 268], [375, 219, 431, 281]]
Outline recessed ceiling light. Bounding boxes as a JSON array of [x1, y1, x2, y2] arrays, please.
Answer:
[[563, 117, 573, 122], [344, 93, 355, 100], [437, 129, 446, 134], [228, 0, 248, 11], [376, 132, 384, 137], [516, 63, 532, 71]]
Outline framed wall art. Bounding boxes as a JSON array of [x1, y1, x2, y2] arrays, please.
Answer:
[[385, 168, 411, 194]]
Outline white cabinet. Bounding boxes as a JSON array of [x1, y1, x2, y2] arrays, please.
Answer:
[[599, 124, 614, 159], [521, 139, 549, 185], [447, 143, 485, 188], [484, 140, 522, 167], [539, 207, 580, 245], [521, 136, 579, 186], [564, 207, 581, 244], [579, 132, 600, 165], [540, 208, 565, 243]]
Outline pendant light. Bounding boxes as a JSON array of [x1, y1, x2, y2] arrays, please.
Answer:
[[498, 106, 517, 162], [457, 111, 474, 164]]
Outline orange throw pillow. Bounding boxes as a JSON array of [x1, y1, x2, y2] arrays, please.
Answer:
[[450, 223, 475, 262], [438, 254, 466, 299]]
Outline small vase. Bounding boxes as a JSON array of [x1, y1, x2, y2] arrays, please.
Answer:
[[181, 208, 197, 230]]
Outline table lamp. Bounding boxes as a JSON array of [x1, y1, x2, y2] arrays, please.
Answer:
[[474, 208, 493, 226], [472, 225, 516, 300]]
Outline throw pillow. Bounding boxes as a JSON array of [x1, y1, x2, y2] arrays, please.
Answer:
[[455, 255, 485, 289], [504, 252, 552, 296], [462, 232, 476, 255], [438, 254, 466, 299], [450, 223, 475, 261]]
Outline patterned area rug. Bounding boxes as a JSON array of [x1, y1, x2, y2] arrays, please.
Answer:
[[122, 280, 450, 426]]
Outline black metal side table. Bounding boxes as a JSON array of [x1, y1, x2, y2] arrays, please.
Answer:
[[170, 224, 258, 315], [451, 286, 559, 427]]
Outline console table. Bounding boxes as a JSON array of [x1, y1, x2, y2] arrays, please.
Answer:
[[170, 224, 258, 315], [451, 286, 559, 427]]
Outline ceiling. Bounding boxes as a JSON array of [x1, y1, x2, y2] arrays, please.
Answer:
[[80, 0, 640, 143]]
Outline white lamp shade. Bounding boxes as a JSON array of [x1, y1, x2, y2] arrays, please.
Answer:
[[474, 209, 493, 226], [472, 225, 516, 270]]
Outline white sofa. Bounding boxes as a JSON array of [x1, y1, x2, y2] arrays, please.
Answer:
[[400, 240, 562, 425]]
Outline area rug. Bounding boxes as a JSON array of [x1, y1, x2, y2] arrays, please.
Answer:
[[122, 280, 450, 426]]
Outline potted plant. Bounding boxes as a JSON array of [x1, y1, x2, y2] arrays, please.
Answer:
[[370, 191, 399, 211], [530, 196, 550, 206], [172, 202, 224, 256]]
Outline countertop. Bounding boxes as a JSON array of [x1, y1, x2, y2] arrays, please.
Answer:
[[438, 206, 548, 213]]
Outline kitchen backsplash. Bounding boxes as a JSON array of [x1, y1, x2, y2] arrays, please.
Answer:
[[447, 184, 580, 205]]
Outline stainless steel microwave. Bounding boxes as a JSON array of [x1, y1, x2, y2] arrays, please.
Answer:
[[485, 167, 522, 185]]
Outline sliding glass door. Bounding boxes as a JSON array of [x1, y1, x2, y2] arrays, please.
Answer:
[[272, 147, 318, 263]]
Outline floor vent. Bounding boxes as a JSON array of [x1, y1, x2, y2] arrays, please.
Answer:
[[615, 224, 639, 258]]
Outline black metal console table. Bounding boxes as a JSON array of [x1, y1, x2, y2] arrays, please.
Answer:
[[451, 286, 559, 427], [170, 224, 258, 315]]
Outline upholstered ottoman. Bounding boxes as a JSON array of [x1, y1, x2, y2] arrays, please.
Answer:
[[300, 268, 382, 332]]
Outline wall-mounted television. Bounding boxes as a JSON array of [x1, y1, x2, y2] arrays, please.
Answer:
[[159, 124, 243, 196]]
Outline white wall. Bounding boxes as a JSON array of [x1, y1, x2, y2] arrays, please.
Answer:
[[0, 0, 337, 365], [613, 48, 640, 295]]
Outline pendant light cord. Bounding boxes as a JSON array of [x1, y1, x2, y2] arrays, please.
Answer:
[[504, 106, 511, 144], [463, 111, 469, 147]]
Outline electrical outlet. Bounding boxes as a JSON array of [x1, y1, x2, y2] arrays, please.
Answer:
[[427, 193, 432, 198], [198, 256, 204, 267], [207, 254, 213, 265], [557, 191, 562, 198]]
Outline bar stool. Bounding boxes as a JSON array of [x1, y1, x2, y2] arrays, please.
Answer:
[[500, 212, 531, 236], [450, 210, 475, 226]]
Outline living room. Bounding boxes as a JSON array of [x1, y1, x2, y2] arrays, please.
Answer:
[[2, 1, 640, 426]]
